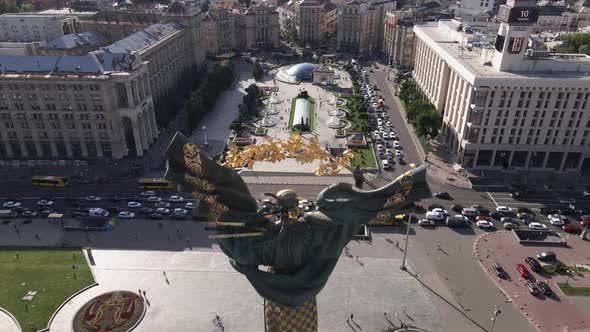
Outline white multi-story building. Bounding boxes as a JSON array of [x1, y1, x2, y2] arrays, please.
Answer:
[[230, 5, 279, 50], [203, 8, 236, 56], [382, 8, 418, 69], [0, 14, 79, 42], [413, 0, 590, 173], [532, 6, 590, 33], [0, 52, 156, 159]]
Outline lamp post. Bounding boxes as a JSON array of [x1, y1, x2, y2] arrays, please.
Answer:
[[490, 304, 501, 332], [400, 213, 412, 271], [202, 125, 209, 147]]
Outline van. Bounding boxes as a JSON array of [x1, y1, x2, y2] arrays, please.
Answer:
[[446, 216, 469, 227], [461, 207, 478, 217], [0, 209, 16, 218], [88, 208, 109, 217]]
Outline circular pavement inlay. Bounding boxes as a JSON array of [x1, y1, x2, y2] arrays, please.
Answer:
[[72, 291, 145, 332]]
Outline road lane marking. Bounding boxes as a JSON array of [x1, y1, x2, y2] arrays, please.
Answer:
[[487, 191, 499, 207]]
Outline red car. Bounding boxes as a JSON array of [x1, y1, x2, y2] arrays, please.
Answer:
[[515, 263, 530, 279], [562, 224, 582, 234], [413, 202, 424, 210], [476, 215, 489, 221]]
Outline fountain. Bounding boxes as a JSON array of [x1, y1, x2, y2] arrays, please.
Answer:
[[265, 92, 281, 105], [328, 108, 346, 117], [327, 95, 346, 106], [327, 115, 347, 129], [262, 107, 279, 116], [260, 113, 277, 127]]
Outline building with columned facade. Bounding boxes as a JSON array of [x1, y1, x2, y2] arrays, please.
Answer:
[[0, 52, 157, 159], [382, 8, 418, 69], [412, 0, 590, 173], [203, 8, 236, 56]]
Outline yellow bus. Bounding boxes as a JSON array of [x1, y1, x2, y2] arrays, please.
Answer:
[[31, 176, 69, 187], [137, 178, 174, 189]]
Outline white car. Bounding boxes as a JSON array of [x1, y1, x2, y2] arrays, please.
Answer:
[[395, 150, 402, 157], [381, 160, 390, 169], [583, 191, 590, 196], [393, 141, 400, 148], [377, 144, 384, 152], [169, 196, 185, 203], [85, 196, 102, 201], [425, 211, 444, 221], [419, 219, 436, 226], [89, 208, 109, 217], [528, 222, 547, 230], [374, 133, 381, 140], [548, 214, 567, 221], [127, 201, 142, 208], [3, 201, 21, 208], [37, 199, 54, 206], [173, 208, 188, 215], [549, 217, 565, 226], [476, 220, 494, 229], [118, 211, 136, 219], [386, 121, 392, 126], [147, 196, 162, 203], [155, 207, 170, 215], [389, 132, 396, 139], [372, 102, 378, 108], [432, 208, 449, 216], [495, 206, 512, 213], [140, 191, 156, 197], [185, 202, 196, 209]]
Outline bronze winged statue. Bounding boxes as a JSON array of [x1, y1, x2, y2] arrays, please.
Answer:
[[164, 132, 431, 331]]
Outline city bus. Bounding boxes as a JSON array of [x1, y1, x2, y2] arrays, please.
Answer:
[[137, 178, 174, 189], [31, 176, 69, 187]]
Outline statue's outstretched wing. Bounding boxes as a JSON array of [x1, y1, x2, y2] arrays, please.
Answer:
[[164, 132, 258, 219]]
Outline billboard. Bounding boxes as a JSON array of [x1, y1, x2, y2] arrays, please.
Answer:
[[498, 6, 540, 24]]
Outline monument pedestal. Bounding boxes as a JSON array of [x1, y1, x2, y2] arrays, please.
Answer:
[[264, 297, 318, 332]]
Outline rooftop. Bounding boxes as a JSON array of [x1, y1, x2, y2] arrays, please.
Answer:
[[103, 21, 184, 54], [414, 21, 590, 84], [42, 31, 106, 49]]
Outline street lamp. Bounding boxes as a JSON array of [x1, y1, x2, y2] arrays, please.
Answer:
[[201, 125, 209, 147], [490, 304, 501, 332], [400, 213, 412, 271]]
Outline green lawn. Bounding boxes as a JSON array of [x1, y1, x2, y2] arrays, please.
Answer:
[[351, 147, 377, 168], [542, 264, 589, 275], [557, 283, 590, 296], [0, 248, 94, 331]]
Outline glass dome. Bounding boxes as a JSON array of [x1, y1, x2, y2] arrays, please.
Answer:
[[275, 62, 320, 84]]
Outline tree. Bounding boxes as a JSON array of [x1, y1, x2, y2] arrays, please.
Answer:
[[579, 44, 590, 56], [280, 15, 298, 45], [20, 3, 34, 11], [415, 109, 442, 140]]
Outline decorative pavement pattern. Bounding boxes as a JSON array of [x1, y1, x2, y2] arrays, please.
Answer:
[[72, 291, 145, 332]]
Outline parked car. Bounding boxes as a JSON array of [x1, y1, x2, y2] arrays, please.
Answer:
[[21, 210, 38, 217], [3, 201, 21, 208], [517, 207, 533, 214], [127, 201, 142, 209], [548, 217, 565, 226], [529, 222, 547, 230], [524, 280, 539, 295], [155, 208, 170, 215], [503, 221, 520, 230], [169, 196, 185, 203], [516, 263, 531, 279], [431, 208, 449, 216], [147, 196, 162, 203], [434, 192, 451, 199], [381, 160, 390, 170], [562, 224, 582, 234], [492, 262, 507, 278], [446, 215, 469, 227], [537, 251, 556, 262], [137, 207, 154, 215], [118, 211, 136, 219], [140, 191, 157, 197], [89, 208, 109, 217], [419, 219, 436, 226], [37, 199, 54, 207], [537, 281, 552, 295], [85, 196, 102, 201], [539, 207, 556, 215], [451, 205, 463, 213], [147, 213, 163, 220], [155, 202, 171, 208], [496, 206, 512, 214], [525, 257, 542, 272], [425, 211, 445, 221], [476, 220, 494, 229], [185, 202, 196, 209]]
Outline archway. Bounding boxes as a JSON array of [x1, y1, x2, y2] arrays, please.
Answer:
[[122, 117, 137, 157]]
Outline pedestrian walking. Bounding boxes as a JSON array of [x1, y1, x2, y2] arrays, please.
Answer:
[[350, 313, 354, 321], [16, 229, 20, 236], [395, 241, 399, 248], [139, 288, 142, 296], [15, 252, 19, 260], [437, 243, 441, 250], [35, 233, 39, 240]]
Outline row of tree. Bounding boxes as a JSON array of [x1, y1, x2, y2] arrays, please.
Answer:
[[184, 61, 234, 132], [556, 33, 590, 55], [398, 81, 442, 140], [0, 2, 34, 14], [237, 83, 261, 121]]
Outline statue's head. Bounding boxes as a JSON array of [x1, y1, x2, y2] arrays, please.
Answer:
[[276, 189, 299, 210]]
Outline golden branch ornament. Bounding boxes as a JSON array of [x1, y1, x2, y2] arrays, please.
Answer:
[[223, 133, 355, 176]]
